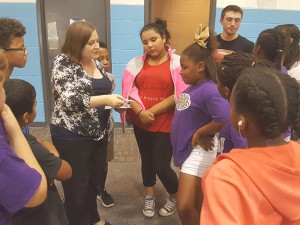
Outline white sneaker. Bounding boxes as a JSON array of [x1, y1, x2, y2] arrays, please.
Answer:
[[142, 195, 155, 217], [159, 198, 176, 216]]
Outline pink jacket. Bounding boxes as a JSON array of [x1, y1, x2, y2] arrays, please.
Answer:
[[121, 47, 188, 130]]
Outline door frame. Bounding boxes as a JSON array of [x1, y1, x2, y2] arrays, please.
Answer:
[[36, 0, 111, 126]]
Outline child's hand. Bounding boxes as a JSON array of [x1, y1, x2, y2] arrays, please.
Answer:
[[138, 110, 155, 125], [192, 134, 214, 151], [1, 104, 22, 140], [108, 94, 125, 108]]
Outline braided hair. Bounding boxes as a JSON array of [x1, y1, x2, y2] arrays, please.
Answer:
[[140, 18, 171, 45], [217, 51, 274, 91], [233, 67, 300, 138]]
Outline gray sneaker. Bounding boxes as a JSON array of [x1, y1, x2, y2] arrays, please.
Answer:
[[142, 195, 155, 217], [159, 198, 176, 216]]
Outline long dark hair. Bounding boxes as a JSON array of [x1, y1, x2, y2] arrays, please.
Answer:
[[275, 24, 300, 70], [140, 17, 171, 45], [255, 28, 287, 70]]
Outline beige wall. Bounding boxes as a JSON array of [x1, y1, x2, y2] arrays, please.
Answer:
[[152, 0, 211, 55]]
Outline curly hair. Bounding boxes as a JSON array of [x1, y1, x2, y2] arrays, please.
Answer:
[[0, 50, 7, 70], [233, 67, 300, 138], [217, 51, 274, 91], [0, 17, 26, 49], [140, 17, 171, 45], [0, 50, 7, 81]]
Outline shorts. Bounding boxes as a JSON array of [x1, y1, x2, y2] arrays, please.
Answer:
[[181, 137, 218, 177]]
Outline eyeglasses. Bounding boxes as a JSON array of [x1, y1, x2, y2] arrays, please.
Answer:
[[3, 46, 26, 52]]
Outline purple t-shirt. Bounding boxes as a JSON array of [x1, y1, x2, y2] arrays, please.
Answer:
[[0, 119, 8, 143], [282, 127, 291, 139], [218, 122, 247, 153], [219, 122, 290, 154], [281, 65, 288, 74], [171, 80, 230, 166], [0, 121, 41, 225]]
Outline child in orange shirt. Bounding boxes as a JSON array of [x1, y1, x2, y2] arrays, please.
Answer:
[[201, 67, 300, 225]]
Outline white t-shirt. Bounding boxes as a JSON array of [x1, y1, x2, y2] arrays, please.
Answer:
[[288, 61, 300, 81]]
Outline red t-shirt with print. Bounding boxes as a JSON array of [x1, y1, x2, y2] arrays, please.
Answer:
[[133, 59, 174, 133]]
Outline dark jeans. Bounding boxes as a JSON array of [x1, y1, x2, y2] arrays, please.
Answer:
[[98, 162, 108, 193], [133, 125, 178, 194], [52, 136, 108, 225]]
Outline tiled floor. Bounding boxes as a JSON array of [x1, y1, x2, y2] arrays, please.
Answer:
[[30, 126, 181, 225]]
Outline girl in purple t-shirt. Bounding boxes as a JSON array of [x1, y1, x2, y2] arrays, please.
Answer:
[[216, 51, 277, 154], [170, 26, 230, 225]]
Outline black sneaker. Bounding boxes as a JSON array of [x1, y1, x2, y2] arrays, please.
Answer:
[[97, 189, 114, 208]]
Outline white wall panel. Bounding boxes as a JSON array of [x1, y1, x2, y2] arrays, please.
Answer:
[[111, 0, 143, 5], [0, 0, 35, 2], [217, 0, 300, 10]]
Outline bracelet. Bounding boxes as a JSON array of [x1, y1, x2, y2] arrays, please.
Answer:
[[136, 109, 143, 117]]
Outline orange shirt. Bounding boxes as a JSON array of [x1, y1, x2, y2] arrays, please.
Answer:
[[133, 59, 174, 133], [201, 142, 300, 225]]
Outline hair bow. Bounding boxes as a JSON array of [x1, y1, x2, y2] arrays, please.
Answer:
[[194, 25, 209, 48]]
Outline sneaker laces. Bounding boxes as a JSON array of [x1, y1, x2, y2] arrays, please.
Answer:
[[163, 199, 176, 211], [144, 197, 155, 210]]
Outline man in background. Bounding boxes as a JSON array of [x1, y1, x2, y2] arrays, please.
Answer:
[[216, 5, 254, 54]]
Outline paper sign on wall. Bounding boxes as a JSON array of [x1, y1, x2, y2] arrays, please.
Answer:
[[70, 18, 85, 24], [47, 21, 59, 49]]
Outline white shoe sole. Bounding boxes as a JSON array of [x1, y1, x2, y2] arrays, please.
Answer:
[[97, 195, 115, 208], [143, 209, 155, 217], [159, 209, 176, 217]]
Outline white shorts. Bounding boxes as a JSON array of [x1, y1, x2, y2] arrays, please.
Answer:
[[181, 137, 218, 178]]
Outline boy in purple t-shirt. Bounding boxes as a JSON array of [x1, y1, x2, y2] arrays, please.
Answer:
[[170, 27, 230, 225], [0, 50, 47, 225]]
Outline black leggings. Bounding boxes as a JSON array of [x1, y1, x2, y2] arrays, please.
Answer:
[[133, 125, 178, 194], [52, 136, 108, 225]]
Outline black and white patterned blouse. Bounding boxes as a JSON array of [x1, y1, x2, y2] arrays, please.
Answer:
[[50, 54, 115, 139]]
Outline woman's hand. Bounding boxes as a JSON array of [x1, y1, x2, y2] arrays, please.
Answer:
[[191, 134, 214, 151], [138, 110, 155, 125], [108, 94, 125, 108]]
